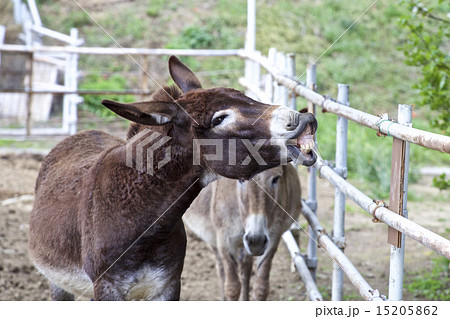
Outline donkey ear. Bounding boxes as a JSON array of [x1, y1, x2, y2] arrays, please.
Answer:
[[101, 99, 178, 126], [168, 56, 202, 93]]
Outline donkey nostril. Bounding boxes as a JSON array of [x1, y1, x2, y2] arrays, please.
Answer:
[[286, 113, 301, 131], [246, 234, 268, 246]]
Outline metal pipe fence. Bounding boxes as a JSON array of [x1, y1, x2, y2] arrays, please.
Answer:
[[239, 48, 449, 301], [238, 50, 450, 154], [301, 200, 384, 301]]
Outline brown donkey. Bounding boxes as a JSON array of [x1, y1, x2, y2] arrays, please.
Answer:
[[29, 56, 317, 300], [184, 164, 301, 300]]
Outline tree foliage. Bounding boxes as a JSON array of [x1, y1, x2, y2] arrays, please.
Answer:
[[399, 0, 449, 133]]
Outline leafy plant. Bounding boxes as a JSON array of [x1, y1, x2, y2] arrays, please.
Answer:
[[433, 173, 450, 191], [399, 0, 450, 133], [79, 74, 135, 118], [61, 10, 92, 33], [146, 0, 166, 17], [406, 256, 450, 300]]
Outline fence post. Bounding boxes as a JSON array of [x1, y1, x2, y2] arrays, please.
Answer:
[[331, 84, 349, 301], [274, 52, 288, 106], [25, 51, 34, 136], [0, 25, 5, 67], [286, 53, 296, 110], [306, 63, 318, 281], [244, 0, 256, 99], [388, 104, 412, 301], [140, 55, 149, 100], [27, 0, 42, 26], [13, 0, 22, 24], [24, 21, 33, 46], [264, 48, 277, 103], [252, 51, 261, 90], [63, 28, 79, 135]]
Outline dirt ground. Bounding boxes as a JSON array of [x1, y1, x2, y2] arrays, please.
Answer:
[[0, 152, 448, 301]]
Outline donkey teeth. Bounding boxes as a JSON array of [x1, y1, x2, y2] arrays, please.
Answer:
[[301, 143, 312, 153]]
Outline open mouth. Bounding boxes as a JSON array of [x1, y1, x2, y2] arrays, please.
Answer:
[[287, 121, 317, 166]]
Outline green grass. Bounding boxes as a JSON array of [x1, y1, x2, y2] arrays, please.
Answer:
[[406, 256, 450, 300], [0, 139, 56, 150], [79, 74, 135, 117], [343, 292, 364, 301]]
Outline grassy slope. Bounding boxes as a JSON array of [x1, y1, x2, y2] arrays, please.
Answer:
[[21, 0, 450, 196]]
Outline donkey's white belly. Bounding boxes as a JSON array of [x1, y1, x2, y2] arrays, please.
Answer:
[[35, 264, 169, 300]]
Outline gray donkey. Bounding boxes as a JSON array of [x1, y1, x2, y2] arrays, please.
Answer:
[[184, 164, 302, 300]]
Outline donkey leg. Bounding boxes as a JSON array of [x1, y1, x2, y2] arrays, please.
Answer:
[[50, 282, 74, 301], [93, 279, 125, 301], [253, 249, 276, 300], [212, 247, 227, 300], [218, 246, 241, 301], [238, 253, 253, 301]]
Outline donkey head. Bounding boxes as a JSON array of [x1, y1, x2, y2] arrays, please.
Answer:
[[237, 165, 287, 256], [101, 56, 317, 181]]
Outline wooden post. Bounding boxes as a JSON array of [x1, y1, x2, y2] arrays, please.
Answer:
[[25, 51, 34, 136], [244, 0, 256, 99], [264, 48, 277, 103], [388, 136, 407, 247], [274, 52, 287, 105], [0, 25, 5, 67], [63, 28, 79, 135], [286, 53, 296, 110], [388, 104, 412, 301]]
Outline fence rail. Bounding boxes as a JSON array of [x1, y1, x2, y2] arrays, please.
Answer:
[[0, 44, 243, 137], [239, 47, 449, 301], [315, 155, 450, 259], [0, 44, 241, 56], [300, 200, 385, 301], [238, 50, 450, 154]]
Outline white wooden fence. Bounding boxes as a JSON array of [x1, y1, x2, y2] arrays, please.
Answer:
[[0, 0, 82, 135]]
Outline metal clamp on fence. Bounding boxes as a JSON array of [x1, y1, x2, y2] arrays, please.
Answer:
[[333, 235, 346, 250], [305, 199, 317, 212], [371, 200, 387, 223], [376, 114, 400, 138], [306, 257, 318, 269], [368, 289, 386, 301], [334, 166, 348, 179]]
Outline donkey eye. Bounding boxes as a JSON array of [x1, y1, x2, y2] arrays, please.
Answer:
[[211, 115, 228, 127], [271, 176, 281, 185]]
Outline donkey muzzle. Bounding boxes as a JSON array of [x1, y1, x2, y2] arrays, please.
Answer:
[[243, 233, 269, 256]]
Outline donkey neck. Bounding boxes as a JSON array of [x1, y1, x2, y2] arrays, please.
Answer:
[[97, 137, 206, 237]]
